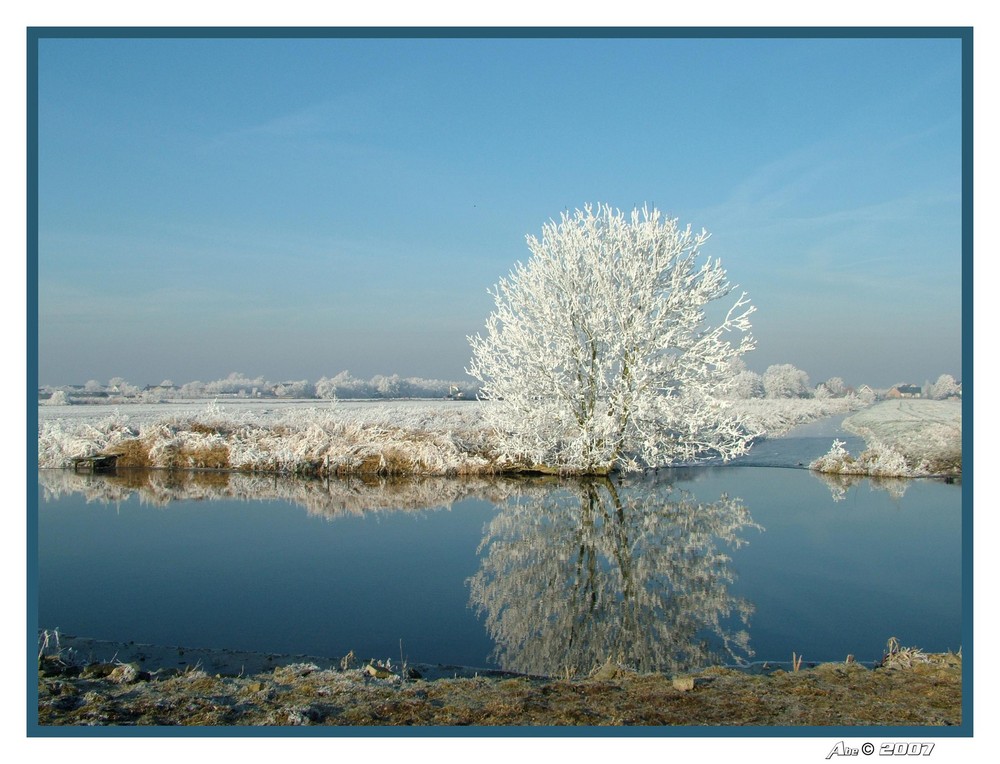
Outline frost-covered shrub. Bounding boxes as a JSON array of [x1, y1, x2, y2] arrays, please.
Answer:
[[810, 438, 923, 477], [41, 390, 69, 406], [38, 401, 498, 476], [37, 411, 141, 467], [810, 438, 851, 473], [831, 400, 962, 476], [468, 203, 759, 474]]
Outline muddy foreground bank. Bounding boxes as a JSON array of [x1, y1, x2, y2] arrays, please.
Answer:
[[36, 638, 961, 728]]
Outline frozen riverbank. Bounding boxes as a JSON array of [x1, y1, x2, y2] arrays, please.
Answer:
[[810, 399, 962, 478], [37, 397, 863, 476]]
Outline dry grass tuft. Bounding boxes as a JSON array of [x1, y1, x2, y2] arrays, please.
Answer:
[[158, 443, 231, 470], [880, 636, 931, 670], [106, 439, 152, 469]]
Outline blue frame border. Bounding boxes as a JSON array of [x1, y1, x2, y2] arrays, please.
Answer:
[[26, 24, 974, 740]]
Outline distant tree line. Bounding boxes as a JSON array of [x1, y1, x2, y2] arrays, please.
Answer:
[[38, 368, 961, 406], [39, 371, 481, 403], [725, 362, 862, 401]]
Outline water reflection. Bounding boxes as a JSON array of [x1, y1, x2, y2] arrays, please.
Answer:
[[468, 476, 762, 677], [37, 468, 521, 518], [811, 471, 913, 501], [38, 463, 923, 513], [36, 467, 959, 673], [39, 470, 762, 676]]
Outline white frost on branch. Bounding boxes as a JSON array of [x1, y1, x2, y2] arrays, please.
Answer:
[[467, 203, 761, 473]]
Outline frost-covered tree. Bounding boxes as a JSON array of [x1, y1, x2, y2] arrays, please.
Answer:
[[763, 364, 811, 399], [179, 380, 206, 397], [927, 373, 959, 400], [108, 377, 139, 397], [315, 371, 370, 399], [467, 203, 759, 474], [725, 368, 765, 399], [816, 377, 847, 398], [204, 372, 267, 396], [314, 376, 339, 400], [372, 374, 402, 398], [272, 379, 314, 398]]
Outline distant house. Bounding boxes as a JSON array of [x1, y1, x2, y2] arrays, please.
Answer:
[[887, 384, 922, 399]]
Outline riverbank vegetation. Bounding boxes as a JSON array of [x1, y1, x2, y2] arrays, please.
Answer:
[[38, 397, 863, 477], [809, 399, 962, 478]]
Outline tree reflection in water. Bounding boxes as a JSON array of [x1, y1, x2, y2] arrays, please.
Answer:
[[468, 476, 763, 678], [39, 469, 762, 676]]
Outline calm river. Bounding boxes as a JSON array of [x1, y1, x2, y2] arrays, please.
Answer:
[[35, 427, 962, 676]]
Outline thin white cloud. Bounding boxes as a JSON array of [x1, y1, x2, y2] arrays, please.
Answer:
[[204, 94, 379, 151]]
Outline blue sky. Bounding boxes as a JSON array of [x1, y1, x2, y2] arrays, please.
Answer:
[[34, 33, 964, 389]]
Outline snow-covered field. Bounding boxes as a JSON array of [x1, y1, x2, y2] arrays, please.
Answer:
[[37, 397, 471, 424], [37, 397, 865, 476], [810, 399, 962, 477]]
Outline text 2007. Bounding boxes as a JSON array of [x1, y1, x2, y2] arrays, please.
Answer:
[[880, 743, 935, 756]]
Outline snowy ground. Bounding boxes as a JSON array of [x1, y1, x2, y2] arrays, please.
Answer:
[[37, 397, 471, 424], [843, 399, 961, 443], [810, 399, 962, 477], [37, 397, 864, 475]]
